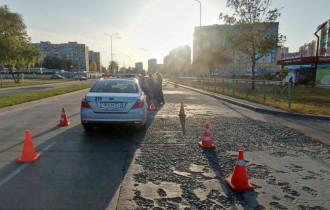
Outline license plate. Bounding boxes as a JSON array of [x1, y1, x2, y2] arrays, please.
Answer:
[[100, 102, 123, 109]]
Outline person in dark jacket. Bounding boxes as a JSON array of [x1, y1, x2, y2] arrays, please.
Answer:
[[155, 72, 165, 104], [148, 73, 156, 100], [139, 72, 151, 101]]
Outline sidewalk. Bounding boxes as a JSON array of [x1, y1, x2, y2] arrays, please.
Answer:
[[116, 82, 330, 209], [168, 81, 330, 121]]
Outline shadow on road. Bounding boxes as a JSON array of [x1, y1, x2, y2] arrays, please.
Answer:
[[0, 122, 149, 209], [179, 116, 186, 135], [0, 126, 61, 154], [202, 148, 261, 209]]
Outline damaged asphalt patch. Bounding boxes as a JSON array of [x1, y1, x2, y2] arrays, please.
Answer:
[[116, 84, 329, 209]]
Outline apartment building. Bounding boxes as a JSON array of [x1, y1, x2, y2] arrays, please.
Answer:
[[148, 59, 157, 73], [89, 51, 101, 71], [135, 62, 143, 72], [193, 23, 279, 76], [34, 41, 89, 72], [164, 45, 191, 76]]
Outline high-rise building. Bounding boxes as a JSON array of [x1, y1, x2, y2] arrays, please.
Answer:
[[33, 41, 89, 72], [164, 45, 191, 76], [89, 51, 101, 71], [316, 19, 330, 57], [148, 59, 157, 73], [135, 62, 143, 72], [277, 47, 289, 61], [193, 23, 279, 76], [299, 41, 316, 57]]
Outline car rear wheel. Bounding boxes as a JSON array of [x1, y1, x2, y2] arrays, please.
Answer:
[[137, 123, 146, 132], [83, 124, 94, 132]]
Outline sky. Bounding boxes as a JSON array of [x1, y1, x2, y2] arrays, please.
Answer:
[[1, 0, 329, 69]]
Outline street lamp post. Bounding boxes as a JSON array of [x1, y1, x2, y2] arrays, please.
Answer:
[[193, 0, 201, 26], [105, 33, 119, 65], [127, 55, 133, 68]]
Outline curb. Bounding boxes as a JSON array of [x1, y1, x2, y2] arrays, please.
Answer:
[[168, 81, 330, 121]]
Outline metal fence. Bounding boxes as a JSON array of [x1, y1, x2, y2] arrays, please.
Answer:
[[169, 76, 292, 110]]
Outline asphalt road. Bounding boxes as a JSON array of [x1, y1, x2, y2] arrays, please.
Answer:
[[0, 81, 329, 209], [0, 79, 96, 97]]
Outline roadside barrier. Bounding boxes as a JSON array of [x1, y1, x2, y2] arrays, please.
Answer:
[[17, 130, 41, 163], [198, 123, 215, 148], [178, 102, 186, 116], [148, 102, 157, 110], [58, 108, 70, 126], [225, 150, 254, 191]]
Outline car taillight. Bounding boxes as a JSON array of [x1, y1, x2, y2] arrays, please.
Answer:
[[132, 97, 144, 109], [81, 97, 91, 108]]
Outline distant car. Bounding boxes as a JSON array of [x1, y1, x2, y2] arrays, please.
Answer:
[[51, 74, 65, 79], [74, 75, 87, 80], [80, 78, 148, 132]]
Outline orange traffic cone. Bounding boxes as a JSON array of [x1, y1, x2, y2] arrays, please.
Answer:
[[148, 102, 157, 110], [58, 107, 70, 126], [198, 123, 215, 148], [17, 130, 41, 163], [225, 150, 254, 191], [178, 102, 186, 116]]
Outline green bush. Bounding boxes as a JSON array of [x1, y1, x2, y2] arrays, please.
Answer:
[[263, 72, 273, 80]]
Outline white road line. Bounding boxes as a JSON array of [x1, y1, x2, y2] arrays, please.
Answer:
[[0, 164, 28, 188], [0, 140, 58, 189], [41, 141, 57, 152]]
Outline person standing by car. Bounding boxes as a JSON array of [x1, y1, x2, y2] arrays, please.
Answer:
[[148, 73, 156, 100], [139, 72, 150, 102], [156, 72, 165, 104]]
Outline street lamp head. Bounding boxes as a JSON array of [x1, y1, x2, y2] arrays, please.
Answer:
[[105, 32, 119, 37]]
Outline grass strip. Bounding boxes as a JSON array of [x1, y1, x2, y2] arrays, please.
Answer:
[[0, 83, 93, 108], [0, 79, 74, 88]]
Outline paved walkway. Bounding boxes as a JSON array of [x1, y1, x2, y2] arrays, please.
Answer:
[[168, 81, 330, 121]]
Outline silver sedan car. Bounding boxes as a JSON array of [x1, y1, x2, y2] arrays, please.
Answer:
[[80, 78, 148, 131]]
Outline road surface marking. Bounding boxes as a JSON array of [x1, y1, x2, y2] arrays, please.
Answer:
[[0, 141, 58, 189]]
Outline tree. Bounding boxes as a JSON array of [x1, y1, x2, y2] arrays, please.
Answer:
[[108, 61, 119, 73], [89, 61, 97, 71], [119, 67, 127, 74], [0, 5, 43, 82], [101, 66, 108, 73], [219, 0, 285, 88], [209, 47, 233, 75], [279, 67, 288, 80], [42, 55, 72, 70], [263, 72, 273, 80], [193, 56, 206, 76]]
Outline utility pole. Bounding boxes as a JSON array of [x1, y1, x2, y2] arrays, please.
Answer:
[[127, 55, 133, 68], [193, 0, 201, 26], [105, 33, 119, 69]]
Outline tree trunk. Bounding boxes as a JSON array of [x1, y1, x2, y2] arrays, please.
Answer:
[[16, 70, 20, 83], [9, 67, 18, 83], [251, 60, 256, 90]]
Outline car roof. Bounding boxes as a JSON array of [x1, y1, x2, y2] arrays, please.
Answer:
[[99, 78, 137, 82]]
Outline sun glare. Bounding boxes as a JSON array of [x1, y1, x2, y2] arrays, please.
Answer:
[[132, 0, 200, 63]]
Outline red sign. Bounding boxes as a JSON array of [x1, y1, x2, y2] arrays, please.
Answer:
[[277, 56, 330, 65]]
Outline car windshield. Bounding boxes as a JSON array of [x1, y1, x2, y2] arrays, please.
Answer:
[[90, 80, 138, 93]]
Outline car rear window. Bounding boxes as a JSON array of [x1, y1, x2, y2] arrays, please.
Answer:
[[90, 80, 139, 93]]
